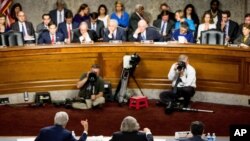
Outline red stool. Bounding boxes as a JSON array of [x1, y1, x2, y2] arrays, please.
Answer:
[[129, 96, 148, 110]]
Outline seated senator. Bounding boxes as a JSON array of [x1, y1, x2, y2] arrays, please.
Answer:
[[72, 22, 97, 43], [38, 22, 64, 44], [182, 121, 205, 141], [132, 19, 162, 42], [172, 22, 194, 43], [234, 23, 250, 47], [103, 19, 126, 42], [110, 116, 153, 141], [72, 64, 105, 110], [34, 111, 88, 141]]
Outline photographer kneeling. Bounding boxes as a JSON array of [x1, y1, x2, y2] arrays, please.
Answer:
[[73, 64, 105, 109], [159, 54, 196, 109]]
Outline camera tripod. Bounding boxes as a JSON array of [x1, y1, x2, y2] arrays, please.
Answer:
[[115, 68, 144, 104]]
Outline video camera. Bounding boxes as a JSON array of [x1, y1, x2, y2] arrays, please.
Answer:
[[177, 61, 186, 71], [88, 72, 97, 84], [123, 53, 141, 69]]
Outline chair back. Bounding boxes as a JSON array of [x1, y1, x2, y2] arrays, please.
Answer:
[[201, 29, 225, 45], [8, 32, 24, 46], [71, 28, 79, 42]]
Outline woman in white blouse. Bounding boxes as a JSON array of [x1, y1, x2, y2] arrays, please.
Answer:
[[97, 4, 110, 28], [197, 11, 216, 43]]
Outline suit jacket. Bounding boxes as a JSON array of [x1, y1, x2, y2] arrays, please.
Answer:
[[234, 35, 250, 46], [129, 12, 142, 33], [182, 136, 206, 141], [38, 31, 64, 44], [87, 20, 104, 39], [58, 22, 79, 39], [34, 125, 87, 141], [49, 8, 72, 25], [109, 131, 153, 141], [133, 27, 163, 42], [36, 23, 49, 33], [216, 20, 239, 42], [103, 27, 127, 42], [72, 29, 98, 43], [11, 21, 35, 37], [153, 19, 175, 41]]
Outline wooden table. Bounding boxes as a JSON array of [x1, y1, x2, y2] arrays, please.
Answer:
[[0, 42, 249, 96]]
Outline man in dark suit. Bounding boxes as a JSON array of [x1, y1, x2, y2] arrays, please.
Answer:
[[156, 3, 175, 22], [153, 10, 175, 41], [87, 12, 104, 40], [132, 20, 162, 42], [103, 19, 126, 42], [129, 4, 145, 39], [58, 11, 79, 43], [72, 22, 97, 43], [35, 111, 88, 141], [36, 14, 51, 33], [110, 116, 153, 141], [49, 0, 72, 25], [11, 11, 35, 41], [216, 10, 239, 43], [238, 13, 250, 36], [38, 22, 64, 44], [182, 121, 205, 141], [205, 0, 222, 25]]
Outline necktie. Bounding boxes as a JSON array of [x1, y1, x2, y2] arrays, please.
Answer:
[[161, 22, 166, 35], [112, 33, 115, 40], [92, 24, 96, 31], [59, 12, 62, 24], [141, 34, 146, 40], [22, 23, 26, 36], [68, 24, 71, 40], [173, 74, 182, 94], [51, 35, 55, 44]]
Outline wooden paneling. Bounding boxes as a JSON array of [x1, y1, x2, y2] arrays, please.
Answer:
[[0, 43, 250, 95]]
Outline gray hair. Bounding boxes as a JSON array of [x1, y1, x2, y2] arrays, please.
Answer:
[[109, 19, 118, 27], [178, 54, 188, 62], [120, 116, 140, 132], [54, 111, 69, 127], [80, 22, 88, 29], [135, 4, 143, 12]]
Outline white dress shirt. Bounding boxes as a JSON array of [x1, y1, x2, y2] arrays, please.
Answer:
[[168, 63, 196, 88], [57, 10, 64, 24], [108, 29, 117, 39], [18, 21, 28, 35], [133, 30, 147, 40]]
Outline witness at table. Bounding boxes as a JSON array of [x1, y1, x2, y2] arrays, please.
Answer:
[[97, 4, 110, 28], [110, 1, 129, 28], [10, 3, 22, 24], [0, 14, 10, 33], [132, 20, 162, 42], [197, 12, 216, 43], [73, 4, 90, 25], [234, 24, 250, 47], [72, 22, 97, 43], [38, 22, 64, 44], [109, 116, 153, 141], [103, 19, 126, 42], [172, 22, 194, 43]]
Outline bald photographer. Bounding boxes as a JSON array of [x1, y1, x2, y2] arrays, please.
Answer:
[[159, 54, 196, 110], [72, 64, 105, 109]]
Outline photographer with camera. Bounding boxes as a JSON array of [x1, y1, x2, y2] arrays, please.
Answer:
[[159, 54, 196, 111], [72, 64, 105, 109]]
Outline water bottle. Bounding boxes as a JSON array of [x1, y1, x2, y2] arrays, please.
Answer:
[[212, 133, 216, 141], [206, 133, 212, 141]]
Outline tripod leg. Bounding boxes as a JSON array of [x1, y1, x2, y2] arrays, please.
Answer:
[[131, 75, 144, 96], [118, 69, 130, 103]]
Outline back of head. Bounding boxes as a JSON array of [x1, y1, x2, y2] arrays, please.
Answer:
[[90, 12, 99, 20], [190, 121, 204, 136], [54, 111, 69, 127], [178, 54, 188, 62], [120, 116, 140, 132]]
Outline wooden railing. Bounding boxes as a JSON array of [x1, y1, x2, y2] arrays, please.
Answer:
[[0, 43, 250, 95]]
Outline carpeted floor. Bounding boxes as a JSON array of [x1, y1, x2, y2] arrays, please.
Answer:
[[0, 100, 249, 137]]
